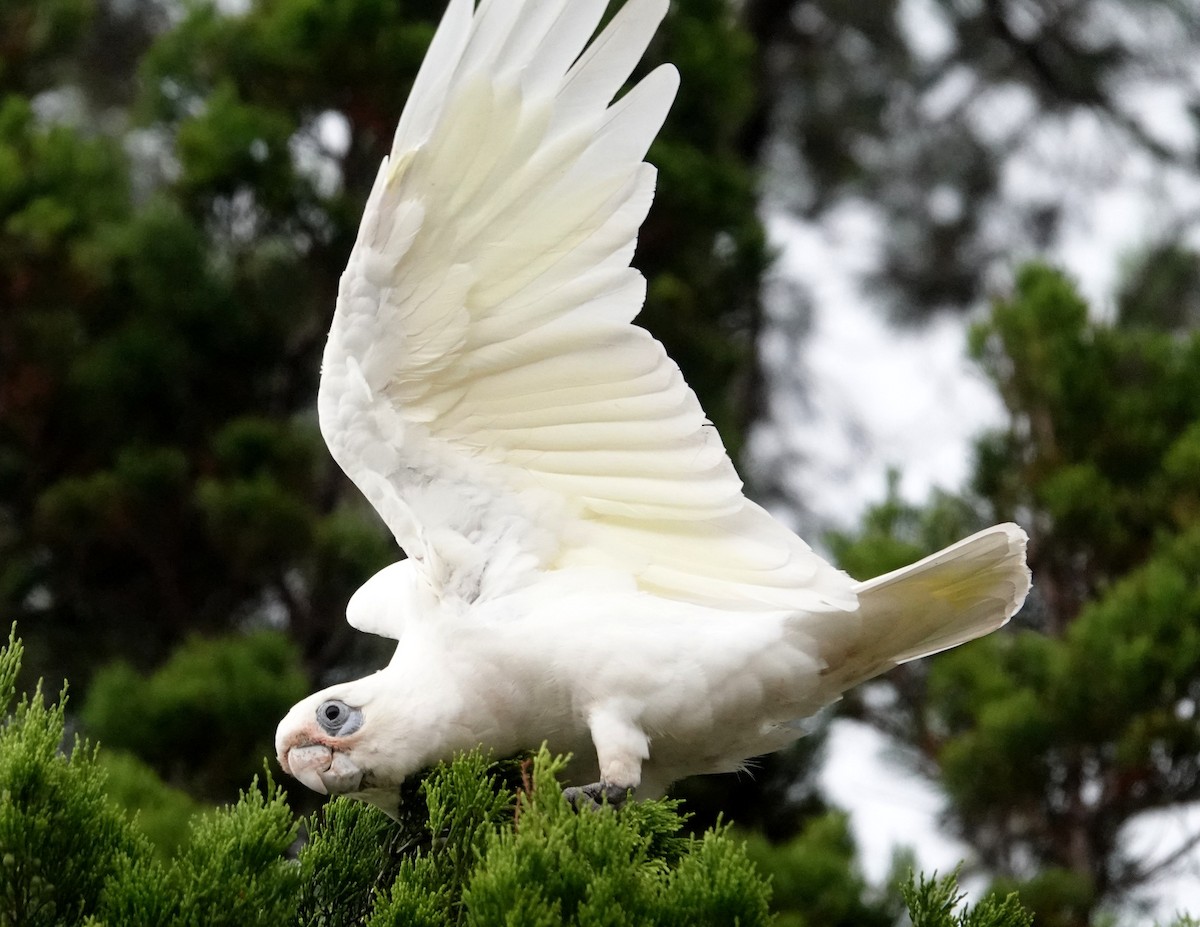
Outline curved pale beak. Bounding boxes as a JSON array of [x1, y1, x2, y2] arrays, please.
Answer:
[[283, 744, 364, 795]]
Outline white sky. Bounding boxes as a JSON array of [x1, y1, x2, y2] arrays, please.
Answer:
[[757, 203, 1005, 529]]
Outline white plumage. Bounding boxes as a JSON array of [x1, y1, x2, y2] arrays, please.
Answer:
[[276, 0, 1030, 813]]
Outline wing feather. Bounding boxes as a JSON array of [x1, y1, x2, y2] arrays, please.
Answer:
[[321, 0, 857, 613], [551, 0, 669, 134], [520, 0, 608, 97], [394, 0, 475, 145]]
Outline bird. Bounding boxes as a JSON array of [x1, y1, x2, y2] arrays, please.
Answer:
[[275, 0, 1030, 816]]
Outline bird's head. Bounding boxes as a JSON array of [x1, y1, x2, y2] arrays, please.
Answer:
[[276, 683, 370, 796], [275, 672, 431, 815]]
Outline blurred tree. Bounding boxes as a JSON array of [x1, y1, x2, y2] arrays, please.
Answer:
[[741, 0, 1200, 535], [741, 811, 902, 927], [831, 264, 1200, 923], [96, 749, 209, 859], [740, 0, 1200, 319], [80, 630, 308, 798], [1117, 242, 1200, 333]]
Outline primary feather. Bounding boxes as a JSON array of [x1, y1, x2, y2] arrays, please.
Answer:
[[277, 0, 1030, 814]]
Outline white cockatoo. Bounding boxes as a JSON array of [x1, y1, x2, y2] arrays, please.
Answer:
[[276, 0, 1030, 814]]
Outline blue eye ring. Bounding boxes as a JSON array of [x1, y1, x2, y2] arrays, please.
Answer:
[[316, 699, 363, 737]]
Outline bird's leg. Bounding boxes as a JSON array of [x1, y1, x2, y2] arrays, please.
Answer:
[[564, 704, 647, 811]]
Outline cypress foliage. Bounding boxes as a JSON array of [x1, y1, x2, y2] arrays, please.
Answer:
[[902, 872, 1032, 927], [0, 627, 138, 926]]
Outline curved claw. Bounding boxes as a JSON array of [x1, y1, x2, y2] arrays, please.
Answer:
[[563, 781, 633, 811]]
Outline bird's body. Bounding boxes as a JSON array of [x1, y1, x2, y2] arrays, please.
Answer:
[[301, 576, 787, 803], [276, 0, 1030, 816]]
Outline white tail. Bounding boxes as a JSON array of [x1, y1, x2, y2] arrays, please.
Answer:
[[816, 524, 1031, 694]]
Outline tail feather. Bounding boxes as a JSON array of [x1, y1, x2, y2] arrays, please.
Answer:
[[817, 523, 1030, 694]]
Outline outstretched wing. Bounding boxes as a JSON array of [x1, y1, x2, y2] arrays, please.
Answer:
[[320, 0, 855, 613]]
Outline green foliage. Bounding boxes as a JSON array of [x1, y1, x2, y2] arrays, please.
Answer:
[[827, 470, 982, 581], [96, 751, 207, 860], [463, 752, 769, 927], [91, 773, 302, 927], [741, 812, 896, 927], [901, 870, 1032, 927], [362, 748, 772, 927], [0, 627, 141, 927], [176, 83, 298, 205], [361, 751, 517, 926], [988, 869, 1096, 927], [1116, 243, 1200, 333], [80, 631, 309, 798], [641, 0, 767, 456], [970, 265, 1200, 587], [1, 60, 390, 682], [0, 625, 304, 925], [168, 776, 302, 926], [928, 523, 1200, 852], [0, 95, 129, 246], [295, 796, 412, 927], [0, 0, 92, 95]]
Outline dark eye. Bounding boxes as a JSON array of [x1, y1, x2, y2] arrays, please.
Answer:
[[316, 699, 363, 736]]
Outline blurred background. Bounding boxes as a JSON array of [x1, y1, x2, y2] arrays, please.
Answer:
[[2, 0, 1199, 923]]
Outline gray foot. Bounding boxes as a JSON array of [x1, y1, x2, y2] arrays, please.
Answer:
[[563, 781, 633, 811]]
